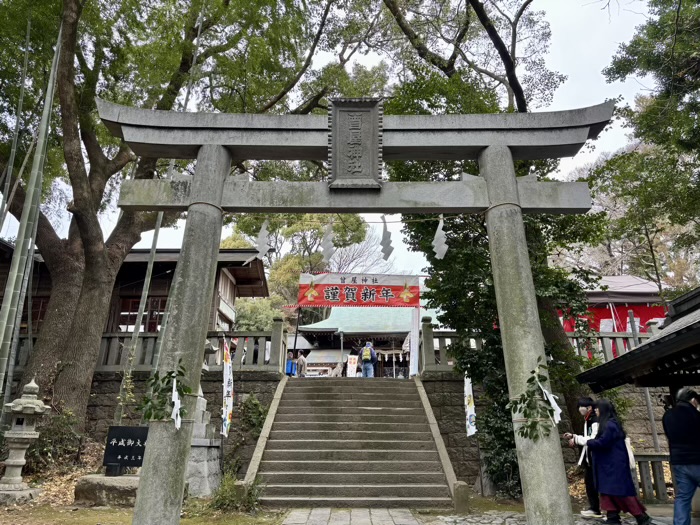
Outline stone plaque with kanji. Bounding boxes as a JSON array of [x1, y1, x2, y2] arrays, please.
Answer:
[[328, 99, 382, 189]]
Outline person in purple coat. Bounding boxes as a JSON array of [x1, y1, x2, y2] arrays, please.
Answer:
[[585, 399, 652, 525]]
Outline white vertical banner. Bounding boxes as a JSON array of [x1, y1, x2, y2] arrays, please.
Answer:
[[465, 376, 477, 436], [221, 338, 234, 437], [409, 307, 419, 377], [346, 355, 358, 378]]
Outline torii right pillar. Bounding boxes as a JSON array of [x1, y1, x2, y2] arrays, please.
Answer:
[[480, 145, 573, 525]]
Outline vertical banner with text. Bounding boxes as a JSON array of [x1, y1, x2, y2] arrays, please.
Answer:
[[221, 338, 234, 437], [465, 376, 477, 436]]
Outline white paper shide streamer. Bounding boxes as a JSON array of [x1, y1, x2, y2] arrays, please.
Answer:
[[432, 214, 448, 259], [380, 215, 394, 260], [171, 378, 182, 430], [537, 379, 562, 424], [244, 219, 270, 265], [320, 224, 336, 263]]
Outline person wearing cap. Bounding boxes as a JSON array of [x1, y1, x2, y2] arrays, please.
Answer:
[[662, 387, 700, 525]]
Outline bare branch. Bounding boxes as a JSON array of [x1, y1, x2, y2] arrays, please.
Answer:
[[467, 0, 528, 112], [257, 0, 333, 113], [382, 0, 457, 77], [291, 87, 329, 114]]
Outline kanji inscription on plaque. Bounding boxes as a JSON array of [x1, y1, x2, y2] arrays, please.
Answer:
[[328, 99, 382, 189]]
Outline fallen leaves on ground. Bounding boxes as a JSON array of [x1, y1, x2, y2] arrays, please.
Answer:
[[26, 440, 104, 507]]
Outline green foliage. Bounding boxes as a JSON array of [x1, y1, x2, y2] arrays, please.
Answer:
[[233, 296, 286, 332], [210, 472, 264, 513], [240, 394, 268, 439], [588, 146, 700, 291], [24, 411, 82, 474], [507, 357, 554, 442], [604, 0, 700, 153], [138, 360, 192, 421], [221, 230, 254, 249]]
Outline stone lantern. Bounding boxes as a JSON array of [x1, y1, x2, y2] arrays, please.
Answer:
[[0, 379, 48, 501]]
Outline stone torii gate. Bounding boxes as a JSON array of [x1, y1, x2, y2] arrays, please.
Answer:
[[97, 98, 613, 525]]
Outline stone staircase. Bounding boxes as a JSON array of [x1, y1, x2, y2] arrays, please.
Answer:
[[257, 377, 453, 508]]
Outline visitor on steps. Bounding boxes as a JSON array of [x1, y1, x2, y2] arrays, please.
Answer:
[[662, 387, 700, 525], [585, 399, 652, 525], [285, 351, 297, 377], [564, 397, 601, 519], [360, 341, 377, 378], [296, 351, 307, 378]]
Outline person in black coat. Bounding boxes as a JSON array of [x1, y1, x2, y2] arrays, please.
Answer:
[[586, 399, 652, 525], [662, 387, 700, 525], [564, 397, 601, 519]]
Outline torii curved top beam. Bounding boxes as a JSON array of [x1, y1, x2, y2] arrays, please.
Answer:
[[96, 99, 614, 161]]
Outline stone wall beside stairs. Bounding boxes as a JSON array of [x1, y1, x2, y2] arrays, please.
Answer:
[[200, 370, 281, 478], [420, 371, 480, 485]]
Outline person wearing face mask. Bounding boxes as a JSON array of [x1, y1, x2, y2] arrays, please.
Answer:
[[564, 397, 601, 519], [662, 387, 700, 525], [585, 399, 653, 525]]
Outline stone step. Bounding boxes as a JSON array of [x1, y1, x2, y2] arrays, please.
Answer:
[[282, 392, 420, 401], [261, 449, 439, 462], [271, 421, 430, 432], [284, 384, 419, 392], [279, 402, 423, 410], [258, 472, 447, 484], [265, 439, 435, 451], [286, 378, 414, 385], [275, 406, 425, 415], [274, 413, 427, 424], [263, 484, 451, 498], [258, 460, 444, 472], [259, 496, 453, 508], [268, 430, 432, 441]]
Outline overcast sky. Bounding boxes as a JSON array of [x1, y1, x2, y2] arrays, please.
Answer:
[[3, 1, 651, 276]]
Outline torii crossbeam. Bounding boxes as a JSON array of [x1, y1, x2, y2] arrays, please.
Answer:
[[97, 99, 614, 525]]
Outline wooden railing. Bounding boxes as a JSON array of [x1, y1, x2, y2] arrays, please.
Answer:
[[634, 453, 669, 503], [13, 318, 287, 375], [419, 317, 661, 372]]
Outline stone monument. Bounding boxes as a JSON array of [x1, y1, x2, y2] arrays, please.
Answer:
[[0, 379, 48, 504]]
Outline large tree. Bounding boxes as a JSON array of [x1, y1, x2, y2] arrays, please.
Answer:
[[0, 0, 348, 427]]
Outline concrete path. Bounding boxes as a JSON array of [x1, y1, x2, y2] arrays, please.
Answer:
[[282, 508, 421, 525]]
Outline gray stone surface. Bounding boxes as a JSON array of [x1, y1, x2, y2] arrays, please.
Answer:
[[279, 508, 683, 525], [0, 488, 40, 505], [97, 98, 613, 161], [480, 145, 573, 525], [281, 508, 421, 525], [132, 145, 231, 525], [186, 392, 222, 498], [74, 474, 139, 507], [118, 178, 592, 215]]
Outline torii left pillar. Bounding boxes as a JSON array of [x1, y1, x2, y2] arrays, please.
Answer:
[[132, 145, 230, 525]]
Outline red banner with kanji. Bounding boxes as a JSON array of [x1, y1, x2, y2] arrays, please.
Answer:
[[298, 273, 420, 307]]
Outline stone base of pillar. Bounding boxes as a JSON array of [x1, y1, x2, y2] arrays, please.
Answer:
[[185, 390, 222, 498], [0, 487, 41, 505]]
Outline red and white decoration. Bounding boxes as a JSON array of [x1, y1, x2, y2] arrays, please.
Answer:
[[297, 273, 420, 308]]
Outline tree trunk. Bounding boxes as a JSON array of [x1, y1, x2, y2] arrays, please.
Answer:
[[52, 263, 116, 428], [20, 256, 83, 400], [537, 296, 587, 433]]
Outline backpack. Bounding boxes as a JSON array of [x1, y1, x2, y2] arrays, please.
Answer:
[[361, 347, 372, 362]]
